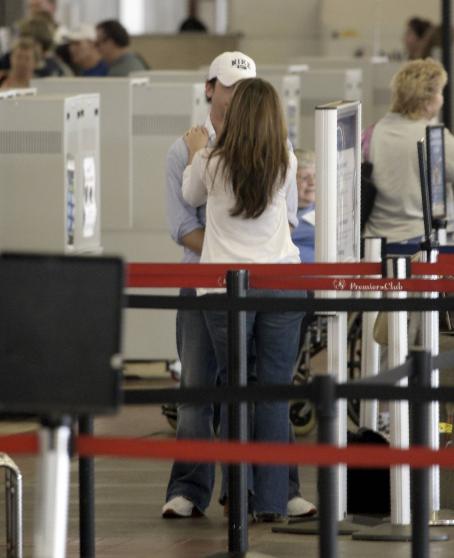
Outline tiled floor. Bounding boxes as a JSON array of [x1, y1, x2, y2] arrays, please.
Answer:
[[1, 376, 454, 557]]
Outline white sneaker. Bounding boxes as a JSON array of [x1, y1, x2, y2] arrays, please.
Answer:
[[287, 496, 317, 518], [162, 496, 202, 518]]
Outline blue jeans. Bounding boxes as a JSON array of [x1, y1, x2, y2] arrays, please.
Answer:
[[165, 289, 303, 513], [204, 289, 304, 516], [165, 289, 218, 512]]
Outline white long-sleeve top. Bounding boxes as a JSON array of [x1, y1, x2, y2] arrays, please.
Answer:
[[182, 148, 300, 272]]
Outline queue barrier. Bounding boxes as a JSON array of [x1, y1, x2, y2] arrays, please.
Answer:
[[4, 259, 454, 558], [2, 348, 454, 558]]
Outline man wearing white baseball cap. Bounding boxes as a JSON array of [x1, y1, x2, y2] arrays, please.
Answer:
[[163, 51, 316, 520], [65, 24, 108, 77]]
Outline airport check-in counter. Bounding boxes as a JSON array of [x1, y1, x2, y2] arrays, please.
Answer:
[[135, 69, 302, 149], [289, 56, 388, 128], [0, 93, 100, 254], [31, 77, 149, 232], [110, 80, 209, 361]]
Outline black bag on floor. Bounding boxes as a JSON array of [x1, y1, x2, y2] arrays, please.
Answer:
[[347, 427, 390, 515]]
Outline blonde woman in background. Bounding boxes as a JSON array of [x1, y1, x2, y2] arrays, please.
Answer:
[[363, 58, 454, 243]]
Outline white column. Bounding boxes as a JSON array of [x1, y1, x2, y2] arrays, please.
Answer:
[[214, 0, 228, 34]]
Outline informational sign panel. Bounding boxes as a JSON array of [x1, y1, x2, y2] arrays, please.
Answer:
[[315, 101, 361, 266]]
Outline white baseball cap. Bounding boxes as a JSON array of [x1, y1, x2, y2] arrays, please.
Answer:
[[64, 23, 96, 42], [208, 51, 256, 87]]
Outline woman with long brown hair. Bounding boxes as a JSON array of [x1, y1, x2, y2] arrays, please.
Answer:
[[182, 77, 303, 521]]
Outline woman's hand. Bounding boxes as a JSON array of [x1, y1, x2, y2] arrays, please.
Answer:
[[184, 126, 209, 163]]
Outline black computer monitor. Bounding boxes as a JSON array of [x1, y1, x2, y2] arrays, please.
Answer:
[[426, 124, 447, 222], [417, 138, 433, 243], [0, 254, 124, 416]]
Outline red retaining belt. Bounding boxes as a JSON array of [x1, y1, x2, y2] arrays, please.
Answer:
[[127, 262, 454, 291], [2, 434, 454, 469]]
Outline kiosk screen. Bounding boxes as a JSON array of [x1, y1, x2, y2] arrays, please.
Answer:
[[426, 124, 446, 221]]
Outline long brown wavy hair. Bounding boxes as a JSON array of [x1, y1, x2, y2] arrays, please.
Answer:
[[208, 78, 289, 219]]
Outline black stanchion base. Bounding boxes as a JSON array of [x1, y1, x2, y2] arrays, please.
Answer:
[[430, 510, 454, 527], [207, 552, 277, 557], [271, 517, 371, 536], [352, 523, 449, 542]]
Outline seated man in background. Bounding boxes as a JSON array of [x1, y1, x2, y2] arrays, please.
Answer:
[[291, 150, 316, 262], [95, 20, 148, 76], [66, 24, 108, 77], [0, 37, 39, 90]]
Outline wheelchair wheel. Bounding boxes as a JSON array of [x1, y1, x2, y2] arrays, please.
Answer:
[[347, 312, 363, 427], [290, 399, 316, 436], [162, 402, 178, 430]]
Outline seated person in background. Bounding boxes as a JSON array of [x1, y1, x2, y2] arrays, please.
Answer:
[[291, 150, 316, 262], [0, 15, 68, 77], [363, 58, 454, 243], [95, 20, 148, 76], [403, 17, 440, 60], [0, 37, 39, 90], [66, 24, 109, 77], [18, 16, 69, 76]]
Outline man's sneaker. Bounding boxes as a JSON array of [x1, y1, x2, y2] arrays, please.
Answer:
[[162, 496, 203, 519], [287, 496, 317, 518]]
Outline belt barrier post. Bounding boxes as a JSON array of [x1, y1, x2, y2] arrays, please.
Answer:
[[353, 257, 449, 542], [314, 374, 338, 558], [353, 256, 412, 541], [33, 417, 72, 558], [359, 237, 385, 429], [79, 415, 95, 558], [327, 312, 348, 521], [0, 453, 23, 558], [226, 269, 249, 554], [410, 348, 431, 558], [209, 270, 276, 558], [419, 248, 441, 523], [387, 256, 411, 527]]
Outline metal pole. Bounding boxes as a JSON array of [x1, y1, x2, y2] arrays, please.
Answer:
[[442, 0, 452, 130], [360, 237, 385, 430], [420, 249, 441, 519], [79, 415, 95, 558], [226, 269, 249, 554], [314, 374, 338, 558], [33, 418, 72, 558], [386, 256, 411, 526], [410, 349, 431, 558]]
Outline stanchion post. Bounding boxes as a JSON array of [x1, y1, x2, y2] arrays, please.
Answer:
[[419, 248, 442, 522], [387, 256, 411, 526], [410, 349, 431, 558], [33, 417, 72, 558], [360, 236, 385, 430], [313, 374, 338, 558], [78, 415, 95, 558], [226, 269, 249, 554]]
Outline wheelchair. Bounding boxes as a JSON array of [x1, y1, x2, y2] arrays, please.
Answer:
[[289, 311, 363, 436], [162, 311, 364, 436]]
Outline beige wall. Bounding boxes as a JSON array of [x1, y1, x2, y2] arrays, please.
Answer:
[[320, 0, 441, 57], [226, 0, 444, 63], [230, 0, 321, 63]]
